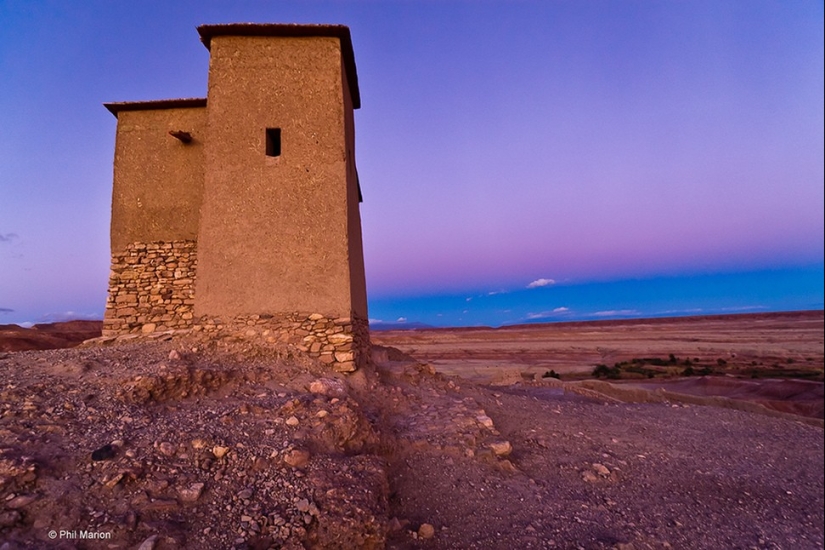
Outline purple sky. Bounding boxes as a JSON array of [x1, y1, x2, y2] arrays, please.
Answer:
[[1, 1, 823, 327]]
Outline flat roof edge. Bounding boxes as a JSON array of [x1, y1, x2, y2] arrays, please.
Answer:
[[104, 98, 208, 117], [196, 23, 360, 109]]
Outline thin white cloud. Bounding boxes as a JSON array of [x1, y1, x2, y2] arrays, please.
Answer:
[[592, 309, 640, 317], [720, 305, 767, 312], [396, 317, 407, 323], [368, 318, 383, 324], [525, 307, 571, 320], [527, 278, 555, 289]]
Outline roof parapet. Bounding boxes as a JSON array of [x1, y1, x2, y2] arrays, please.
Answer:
[[103, 98, 207, 118], [196, 23, 360, 109]]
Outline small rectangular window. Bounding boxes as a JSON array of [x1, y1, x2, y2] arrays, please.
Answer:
[[265, 128, 281, 157]]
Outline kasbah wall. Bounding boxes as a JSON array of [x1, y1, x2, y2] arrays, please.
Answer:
[[102, 24, 370, 373]]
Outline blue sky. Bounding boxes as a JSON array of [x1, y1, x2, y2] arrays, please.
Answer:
[[0, 0, 823, 327]]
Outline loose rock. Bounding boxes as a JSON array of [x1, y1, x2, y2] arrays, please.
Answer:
[[284, 449, 310, 468], [592, 463, 611, 477], [418, 523, 436, 539], [212, 445, 230, 459], [178, 482, 205, 502], [489, 440, 513, 457]]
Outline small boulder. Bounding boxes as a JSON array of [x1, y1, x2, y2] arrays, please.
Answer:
[[308, 378, 348, 398], [592, 463, 611, 477], [212, 445, 230, 459], [489, 440, 513, 457], [418, 523, 436, 539], [283, 448, 311, 469], [158, 442, 176, 456], [178, 482, 205, 502]]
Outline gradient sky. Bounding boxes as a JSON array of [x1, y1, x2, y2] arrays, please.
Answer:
[[1, 0, 823, 327]]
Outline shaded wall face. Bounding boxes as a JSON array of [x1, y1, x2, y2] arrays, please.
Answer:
[[110, 108, 206, 251], [342, 66, 368, 320], [196, 36, 355, 318]]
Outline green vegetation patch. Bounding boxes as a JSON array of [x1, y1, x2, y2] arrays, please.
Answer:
[[591, 354, 824, 381], [593, 355, 713, 380]]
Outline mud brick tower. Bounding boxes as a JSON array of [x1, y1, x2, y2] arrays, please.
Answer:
[[103, 24, 369, 372]]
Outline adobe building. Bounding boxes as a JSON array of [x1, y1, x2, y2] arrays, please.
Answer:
[[102, 24, 369, 372]]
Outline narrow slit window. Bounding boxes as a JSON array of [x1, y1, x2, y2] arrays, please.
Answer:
[[265, 128, 281, 157]]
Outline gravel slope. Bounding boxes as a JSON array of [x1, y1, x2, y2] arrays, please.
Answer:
[[1, 338, 822, 549], [383, 373, 824, 550]]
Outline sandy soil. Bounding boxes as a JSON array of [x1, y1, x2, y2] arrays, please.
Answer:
[[371, 311, 824, 379], [0, 312, 822, 549], [372, 311, 824, 419]]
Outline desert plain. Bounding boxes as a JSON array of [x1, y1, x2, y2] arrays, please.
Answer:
[[0, 310, 822, 549]]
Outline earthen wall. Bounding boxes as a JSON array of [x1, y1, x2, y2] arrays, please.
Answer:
[[103, 26, 371, 373], [195, 36, 355, 319], [109, 107, 206, 251]]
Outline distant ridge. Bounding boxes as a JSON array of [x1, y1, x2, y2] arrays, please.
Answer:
[[500, 309, 823, 331], [370, 310, 822, 332], [0, 320, 102, 352]]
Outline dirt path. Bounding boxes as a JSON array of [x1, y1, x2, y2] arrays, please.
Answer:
[[376, 365, 824, 550]]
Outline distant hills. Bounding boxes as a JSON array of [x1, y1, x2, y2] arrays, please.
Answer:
[[0, 321, 102, 352]]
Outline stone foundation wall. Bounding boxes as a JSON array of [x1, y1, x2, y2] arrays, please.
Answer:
[[191, 313, 371, 373], [103, 240, 197, 336], [103, 241, 370, 372]]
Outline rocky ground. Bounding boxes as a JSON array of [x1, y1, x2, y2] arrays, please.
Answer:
[[0, 315, 823, 549]]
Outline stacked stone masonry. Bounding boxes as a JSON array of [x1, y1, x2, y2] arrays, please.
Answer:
[[104, 241, 370, 372], [104, 240, 197, 336], [190, 313, 371, 373]]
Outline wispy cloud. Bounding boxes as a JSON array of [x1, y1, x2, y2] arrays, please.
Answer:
[[525, 307, 571, 320], [396, 317, 407, 323], [487, 290, 508, 296], [0, 308, 14, 314], [526, 278, 555, 289], [661, 308, 703, 314], [592, 309, 640, 317], [0, 233, 19, 243]]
